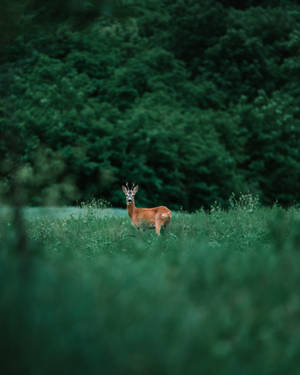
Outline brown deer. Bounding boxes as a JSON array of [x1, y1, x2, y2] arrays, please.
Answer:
[[122, 183, 172, 235]]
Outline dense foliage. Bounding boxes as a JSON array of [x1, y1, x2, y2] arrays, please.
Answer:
[[1, 0, 300, 209], [1, 200, 300, 374]]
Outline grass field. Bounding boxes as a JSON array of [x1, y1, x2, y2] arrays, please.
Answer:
[[1, 196, 300, 374]]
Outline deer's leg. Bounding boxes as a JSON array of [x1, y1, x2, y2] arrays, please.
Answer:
[[155, 221, 161, 235], [160, 215, 171, 234]]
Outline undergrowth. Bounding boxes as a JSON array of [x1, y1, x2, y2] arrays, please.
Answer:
[[0, 198, 300, 374]]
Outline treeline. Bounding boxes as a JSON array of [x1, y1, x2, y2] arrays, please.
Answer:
[[1, 0, 300, 210]]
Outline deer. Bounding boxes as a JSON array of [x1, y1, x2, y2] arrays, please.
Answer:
[[122, 183, 172, 235]]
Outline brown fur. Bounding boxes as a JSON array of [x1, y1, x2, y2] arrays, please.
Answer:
[[122, 184, 172, 235]]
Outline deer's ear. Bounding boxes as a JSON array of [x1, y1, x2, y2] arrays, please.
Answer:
[[133, 185, 139, 194], [122, 185, 127, 193]]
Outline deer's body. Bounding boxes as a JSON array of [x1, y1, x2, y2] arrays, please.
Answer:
[[122, 184, 172, 235]]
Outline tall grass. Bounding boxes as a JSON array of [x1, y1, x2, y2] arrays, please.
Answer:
[[1, 198, 300, 374]]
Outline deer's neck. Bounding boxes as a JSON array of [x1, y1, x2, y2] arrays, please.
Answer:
[[127, 201, 137, 219]]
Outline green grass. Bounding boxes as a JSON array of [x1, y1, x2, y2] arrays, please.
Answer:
[[1, 198, 300, 374]]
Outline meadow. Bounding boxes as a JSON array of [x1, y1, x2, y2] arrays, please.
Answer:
[[1, 196, 300, 374]]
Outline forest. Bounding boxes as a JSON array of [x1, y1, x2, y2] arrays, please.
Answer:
[[1, 0, 300, 210]]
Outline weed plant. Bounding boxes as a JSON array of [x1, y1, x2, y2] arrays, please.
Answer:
[[0, 198, 300, 374]]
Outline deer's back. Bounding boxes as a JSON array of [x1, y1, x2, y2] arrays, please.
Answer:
[[133, 206, 172, 226]]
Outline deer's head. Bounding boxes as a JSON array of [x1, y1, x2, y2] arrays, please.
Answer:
[[122, 183, 138, 205]]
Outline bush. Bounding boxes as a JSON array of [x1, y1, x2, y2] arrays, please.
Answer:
[[1, 204, 300, 374], [1, 1, 300, 209]]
